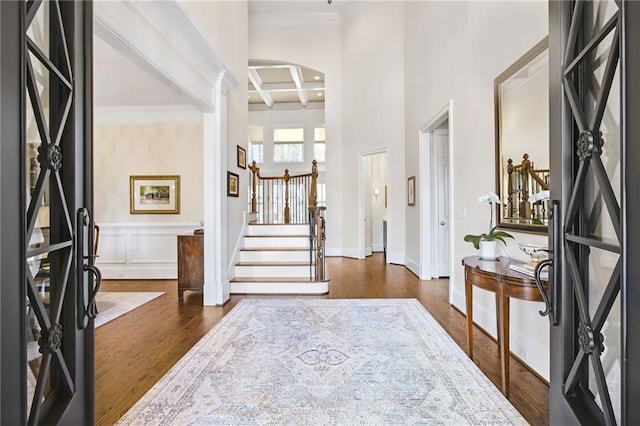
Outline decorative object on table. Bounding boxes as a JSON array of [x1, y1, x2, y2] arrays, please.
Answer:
[[129, 175, 180, 214], [463, 191, 513, 260], [227, 171, 239, 197], [407, 176, 415, 206], [117, 299, 527, 425], [518, 242, 549, 265], [237, 145, 247, 169], [509, 261, 549, 280]]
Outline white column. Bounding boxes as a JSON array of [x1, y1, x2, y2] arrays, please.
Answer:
[[203, 72, 232, 306]]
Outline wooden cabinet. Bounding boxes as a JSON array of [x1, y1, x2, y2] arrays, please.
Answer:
[[177, 234, 203, 301]]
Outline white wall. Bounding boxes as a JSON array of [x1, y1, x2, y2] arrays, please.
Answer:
[[180, 0, 249, 278], [341, 2, 405, 262], [404, 1, 550, 379], [249, 21, 344, 254]]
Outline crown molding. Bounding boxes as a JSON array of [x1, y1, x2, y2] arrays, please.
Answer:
[[94, 1, 239, 112], [249, 12, 341, 28], [95, 105, 202, 125]]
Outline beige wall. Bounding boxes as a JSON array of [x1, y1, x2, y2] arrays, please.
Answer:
[[94, 121, 203, 224]]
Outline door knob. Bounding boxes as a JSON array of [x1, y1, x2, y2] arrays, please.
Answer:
[[440, 221, 446, 226]]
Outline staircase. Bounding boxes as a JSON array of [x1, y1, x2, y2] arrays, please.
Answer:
[[230, 223, 329, 295]]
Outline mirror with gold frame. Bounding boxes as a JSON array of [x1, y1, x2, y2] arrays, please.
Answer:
[[495, 36, 549, 233]]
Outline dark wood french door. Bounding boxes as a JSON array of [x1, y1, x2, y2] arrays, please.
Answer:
[[1, 1, 99, 424], [547, 0, 640, 424]]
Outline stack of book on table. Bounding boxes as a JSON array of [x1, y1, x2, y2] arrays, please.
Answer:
[[509, 262, 548, 280]]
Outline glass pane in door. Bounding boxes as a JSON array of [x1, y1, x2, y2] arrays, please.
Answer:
[[584, 1, 622, 422]]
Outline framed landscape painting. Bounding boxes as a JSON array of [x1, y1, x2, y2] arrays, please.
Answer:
[[130, 175, 180, 214], [237, 145, 247, 169], [227, 171, 239, 197], [407, 176, 416, 206]]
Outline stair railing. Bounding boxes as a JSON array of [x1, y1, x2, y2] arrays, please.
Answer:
[[308, 205, 326, 281], [249, 160, 318, 224]]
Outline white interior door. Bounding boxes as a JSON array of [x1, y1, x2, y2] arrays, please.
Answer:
[[434, 128, 450, 277]]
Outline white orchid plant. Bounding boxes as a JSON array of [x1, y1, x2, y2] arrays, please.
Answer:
[[463, 191, 514, 249]]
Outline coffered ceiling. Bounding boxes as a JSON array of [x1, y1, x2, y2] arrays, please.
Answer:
[[248, 61, 325, 110]]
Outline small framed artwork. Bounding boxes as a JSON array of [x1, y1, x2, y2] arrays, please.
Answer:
[[407, 176, 416, 206], [384, 185, 388, 208], [227, 171, 239, 197], [237, 145, 247, 169], [130, 175, 180, 214]]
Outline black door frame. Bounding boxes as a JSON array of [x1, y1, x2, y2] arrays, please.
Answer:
[[549, 0, 640, 424], [622, 1, 640, 423], [1, 1, 96, 424], [1, 1, 27, 424]]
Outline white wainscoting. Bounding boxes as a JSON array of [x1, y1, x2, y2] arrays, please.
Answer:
[[96, 222, 200, 279]]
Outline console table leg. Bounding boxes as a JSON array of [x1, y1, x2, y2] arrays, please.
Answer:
[[499, 293, 510, 398], [465, 279, 474, 359]]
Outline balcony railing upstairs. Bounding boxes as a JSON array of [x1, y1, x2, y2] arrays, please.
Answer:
[[249, 160, 319, 224]]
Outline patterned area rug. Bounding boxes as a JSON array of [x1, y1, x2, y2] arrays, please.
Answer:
[[94, 292, 165, 328], [117, 299, 527, 425]]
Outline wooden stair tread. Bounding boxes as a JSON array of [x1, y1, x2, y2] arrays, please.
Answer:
[[244, 234, 309, 238], [230, 277, 324, 283], [249, 223, 310, 226], [235, 261, 311, 266], [240, 247, 308, 252]]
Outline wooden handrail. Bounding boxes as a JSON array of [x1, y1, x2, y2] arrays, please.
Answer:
[[249, 160, 318, 224], [506, 153, 550, 221]]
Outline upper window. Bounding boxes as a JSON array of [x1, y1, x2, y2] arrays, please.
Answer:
[[314, 127, 326, 163], [248, 127, 264, 164], [273, 128, 304, 163]]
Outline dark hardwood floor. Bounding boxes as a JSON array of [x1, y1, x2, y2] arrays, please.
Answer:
[[95, 253, 549, 425]]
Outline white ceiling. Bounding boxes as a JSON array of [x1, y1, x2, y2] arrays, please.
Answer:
[[248, 0, 370, 26], [93, 36, 194, 108], [94, 1, 369, 108]]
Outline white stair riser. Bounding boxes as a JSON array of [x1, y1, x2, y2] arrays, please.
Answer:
[[230, 281, 329, 295], [246, 224, 309, 236], [244, 236, 309, 249], [239, 250, 311, 263], [235, 264, 311, 278]]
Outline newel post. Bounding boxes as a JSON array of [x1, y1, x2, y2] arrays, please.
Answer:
[[249, 161, 259, 213], [284, 169, 290, 224], [309, 159, 318, 208]]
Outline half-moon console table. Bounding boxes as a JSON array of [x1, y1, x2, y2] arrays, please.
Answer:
[[462, 256, 547, 398]]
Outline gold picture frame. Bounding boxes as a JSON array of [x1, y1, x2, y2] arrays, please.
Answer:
[[130, 175, 180, 214], [407, 176, 416, 206], [237, 145, 247, 169], [227, 171, 239, 197]]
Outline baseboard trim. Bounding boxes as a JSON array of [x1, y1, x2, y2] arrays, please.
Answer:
[[404, 256, 419, 277]]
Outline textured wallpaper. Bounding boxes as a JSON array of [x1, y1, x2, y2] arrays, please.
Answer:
[[94, 122, 203, 224]]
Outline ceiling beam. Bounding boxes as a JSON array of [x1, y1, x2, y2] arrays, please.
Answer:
[[289, 66, 308, 107], [249, 81, 325, 93], [247, 68, 273, 108]]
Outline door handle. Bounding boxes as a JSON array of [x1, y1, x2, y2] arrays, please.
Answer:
[[534, 259, 553, 317], [76, 208, 103, 329], [534, 200, 560, 326], [83, 264, 103, 320], [440, 221, 446, 226]]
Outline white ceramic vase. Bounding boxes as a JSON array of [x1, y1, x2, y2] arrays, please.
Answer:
[[480, 240, 499, 260]]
